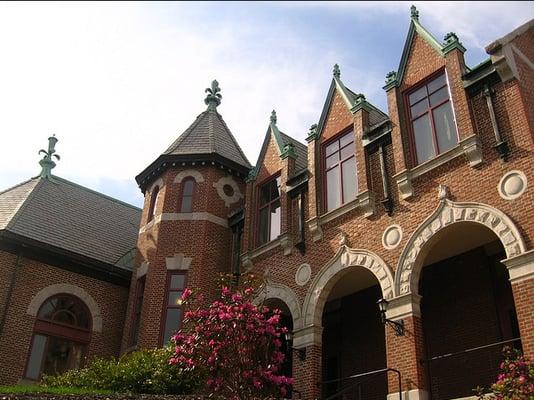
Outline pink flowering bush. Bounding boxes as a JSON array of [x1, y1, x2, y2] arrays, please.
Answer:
[[169, 274, 294, 400], [477, 346, 534, 399]]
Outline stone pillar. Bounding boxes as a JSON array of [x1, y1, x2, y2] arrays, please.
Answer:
[[503, 250, 534, 359], [385, 293, 429, 400], [293, 324, 323, 400]]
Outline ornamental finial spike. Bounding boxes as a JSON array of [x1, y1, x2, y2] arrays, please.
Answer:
[[333, 64, 341, 78], [270, 110, 277, 125], [38, 134, 60, 179], [204, 79, 222, 110], [410, 5, 419, 20]]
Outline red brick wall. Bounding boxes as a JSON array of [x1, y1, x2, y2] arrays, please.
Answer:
[[0, 250, 128, 384]]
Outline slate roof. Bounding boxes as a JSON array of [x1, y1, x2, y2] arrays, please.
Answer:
[[279, 132, 308, 172], [163, 109, 251, 169], [0, 176, 141, 270]]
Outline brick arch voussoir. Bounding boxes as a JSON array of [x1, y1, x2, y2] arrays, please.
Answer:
[[27, 283, 103, 332], [255, 283, 303, 330], [395, 199, 527, 297]]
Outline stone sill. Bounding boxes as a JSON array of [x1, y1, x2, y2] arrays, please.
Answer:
[[393, 134, 483, 200], [249, 238, 281, 260]]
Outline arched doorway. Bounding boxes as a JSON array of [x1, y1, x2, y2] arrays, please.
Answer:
[[24, 294, 92, 381], [418, 222, 521, 400], [264, 298, 294, 381], [322, 267, 388, 400]]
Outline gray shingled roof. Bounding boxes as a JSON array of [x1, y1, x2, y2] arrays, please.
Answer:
[[279, 132, 308, 172], [0, 176, 141, 270], [163, 109, 251, 169]]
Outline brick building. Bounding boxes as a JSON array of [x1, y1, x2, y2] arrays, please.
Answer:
[[1, 7, 533, 400]]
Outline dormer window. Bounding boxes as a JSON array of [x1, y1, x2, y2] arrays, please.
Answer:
[[323, 131, 357, 212], [407, 72, 458, 165], [257, 175, 281, 246], [148, 186, 159, 222], [180, 178, 195, 213]]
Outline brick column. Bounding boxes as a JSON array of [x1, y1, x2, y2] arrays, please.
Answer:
[[293, 324, 323, 400], [385, 294, 428, 400], [503, 250, 534, 359], [385, 87, 408, 175], [353, 105, 370, 194]]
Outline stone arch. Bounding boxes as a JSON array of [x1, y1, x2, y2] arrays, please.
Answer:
[[174, 169, 205, 184], [27, 284, 103, 332], [302, 246, 394, 327], [256, 283, 303, 330], [149, 177, 164, 193], [395, 199, 526, 296]]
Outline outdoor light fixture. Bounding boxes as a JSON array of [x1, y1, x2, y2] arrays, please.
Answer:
[[284, 332, 307, 361], [377, 298, 405, 336]]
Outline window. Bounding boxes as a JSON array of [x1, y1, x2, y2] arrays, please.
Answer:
[[257, 176, 281, 246], [161, 272, 186, 344], [130, 276, 146, 347], [180, 178, 195, 213], [323, 131, 357, 212], [148, 186, 159, 222], [407, 72, 458, 165], [25, 295, 91, 380]]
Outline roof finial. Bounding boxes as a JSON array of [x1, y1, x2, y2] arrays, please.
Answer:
[[333, 64, 341, 78], [410, 5, 419, 20], [38, 134, 60, 179], [270, 110, 277, 125], [204, 80, 222, 110]]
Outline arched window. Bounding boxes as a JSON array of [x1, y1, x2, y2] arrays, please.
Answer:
[[180, 178, 195, 213], [24, 295, 91, 381], [148, 186, 160, 222]]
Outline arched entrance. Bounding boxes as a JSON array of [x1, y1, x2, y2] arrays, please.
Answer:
[[264, 298, 294, 381], [24, 294, 92, 381], [303, 247, 394, 400]]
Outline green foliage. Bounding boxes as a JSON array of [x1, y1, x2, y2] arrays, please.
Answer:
[[42, 346, 199, 394], [0, 385, 112, 395]]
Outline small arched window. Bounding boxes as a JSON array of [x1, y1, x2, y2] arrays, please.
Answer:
[[148, 186, 160, 222], [25, 295, 91, 380], [180, 178, 195, 213]]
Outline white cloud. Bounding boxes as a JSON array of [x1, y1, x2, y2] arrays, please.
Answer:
[[0, 2, 531, 206]]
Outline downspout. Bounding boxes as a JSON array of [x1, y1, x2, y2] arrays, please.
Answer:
[[483, 83, 509, 160], [378, 143, 394, 215], [0, 251, 23, 335]]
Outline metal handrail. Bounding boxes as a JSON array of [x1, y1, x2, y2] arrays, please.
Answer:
[[319, 367, 402, 400], [422, 337, 521, 362]]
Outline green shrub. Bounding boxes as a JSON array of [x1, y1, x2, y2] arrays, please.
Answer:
[[42, 346, 200, 394]]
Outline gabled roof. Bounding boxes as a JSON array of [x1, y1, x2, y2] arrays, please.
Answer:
[[383, 6, 465, 90], [312, 66, 389, 141], [0, 175, 141, 271], [249, 112, 308, 181], [163, 108, 251, 169]]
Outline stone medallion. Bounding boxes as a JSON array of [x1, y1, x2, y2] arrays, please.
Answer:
[[213, 176, 243, 207], [295, 263, 312, 286], [498, 170, 527, 200], [382, 224, 403, 250]]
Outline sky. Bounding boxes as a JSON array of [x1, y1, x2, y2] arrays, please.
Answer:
[[0, 1, 532, 208]]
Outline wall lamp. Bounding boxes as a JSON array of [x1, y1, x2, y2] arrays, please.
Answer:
[[284, 332, 307, 361], [377, 298, 405, 336]]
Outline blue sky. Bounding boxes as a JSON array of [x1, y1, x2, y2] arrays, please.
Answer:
[[0, 1, 532, 208]]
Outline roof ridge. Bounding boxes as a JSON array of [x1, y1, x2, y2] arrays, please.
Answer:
[[49, 175, 142, 211], [0, 177, 38, 196], [213, 111, 252, 167], [5, 178, 44, 230], [164, 110, 210, 154]]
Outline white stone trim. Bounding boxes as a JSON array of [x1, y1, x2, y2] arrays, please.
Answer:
[[387, 389, 429, 400], [279, 232, 293, 256], [250, 238, 281, 259], [212, 176, 243, 207], [148, 178, 164, 193], [256, 283, 303, 330], [382, 224, 403, 250], [295, 264, 312, 286], [395, 199, 526, 296], [385, 292, 422, 320], [27, 284, 102, 333], [136, 261, 149, 278], [165, 253, 192, 270], [292, 324, 323, 348], [139, 212, 228, 232], [498, 170, 527, 200], [503, 249, 534, 284], [173, 169, 205, 184], [302, 246, 394, 327], [393, 135, 483, 200]]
